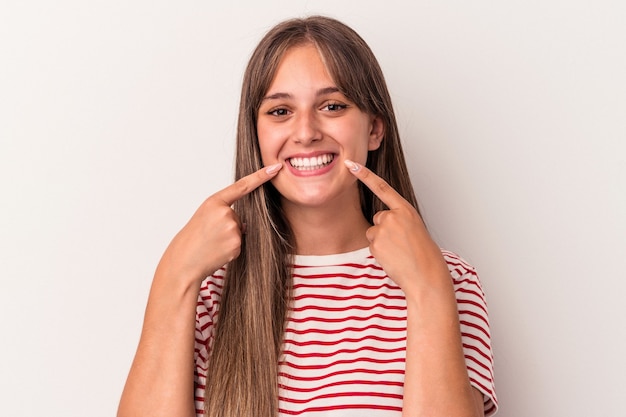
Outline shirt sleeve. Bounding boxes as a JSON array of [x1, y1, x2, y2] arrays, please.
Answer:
[[443, 250, 498, 416], [193, 269, 224, 416]]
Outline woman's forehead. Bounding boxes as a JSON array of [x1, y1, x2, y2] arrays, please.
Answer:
[[263, 44, 337, 97]]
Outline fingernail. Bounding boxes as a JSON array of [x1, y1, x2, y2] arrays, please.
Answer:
[[265, 163, 282, 175], [344, 159, 360, 172]]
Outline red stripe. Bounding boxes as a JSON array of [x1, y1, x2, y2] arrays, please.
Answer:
[[453, 278, 482, 292], [461, 331, 492, 351], [291, 302, 406, 313], [459, 319, 491, 339], [197, 321, 214, 333], [449, 265, 476, 277], [279, 378, 403, 393], [283, 334, 406, 347], [466, 362, 494, 389], [288, 312, 406, 324], [462, 342, 494, 364], [199, 289, 222, 301], [283, 345, 406, 359], [456, 298, 488, 315], [442, 252, 475, 270], [281, 356, 405, 371], [293, 282, 400, 291], [293, 272, 388, 280], [279, 367, 405, 382], [458, 309, 490, 328], [469, 375, 496, 399], [279, 390, 402, 404], [279, 403, 401, 415], [196, 310, 210, 320], [464, 353, 494, 376], [292, 292, 405, 302], [455, 286, 486, 302], [285, 323, 406, 336]]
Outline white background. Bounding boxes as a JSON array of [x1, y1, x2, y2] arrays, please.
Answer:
[[1, 1, 624, 416]]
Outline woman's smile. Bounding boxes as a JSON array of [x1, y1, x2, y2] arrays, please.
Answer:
[[285, 152, 337, 176], [288, 153, 334, 171]]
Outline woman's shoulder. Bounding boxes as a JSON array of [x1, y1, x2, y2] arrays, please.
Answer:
[[441, 249, 477, 273], [440, 249, 486, 294]]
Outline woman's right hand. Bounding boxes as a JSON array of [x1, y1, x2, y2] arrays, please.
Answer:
[[118, 163, 282, 417], [156, 162, 283, 284]]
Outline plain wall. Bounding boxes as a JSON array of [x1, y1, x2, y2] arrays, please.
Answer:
[[1, 1, 624, 416]]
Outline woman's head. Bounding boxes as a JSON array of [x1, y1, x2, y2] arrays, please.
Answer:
[[235, 15, 418, 218]]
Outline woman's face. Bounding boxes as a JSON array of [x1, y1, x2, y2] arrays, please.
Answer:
[[256, 44, 384, 210]]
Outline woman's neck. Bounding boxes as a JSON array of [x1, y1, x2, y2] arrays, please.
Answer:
[[282, 195, 371, 256]]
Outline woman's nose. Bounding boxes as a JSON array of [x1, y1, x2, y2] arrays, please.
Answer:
[[292, 111, 321, 145]]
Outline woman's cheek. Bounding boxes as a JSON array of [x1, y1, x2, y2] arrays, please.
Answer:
[[257, 127, 278, 165]]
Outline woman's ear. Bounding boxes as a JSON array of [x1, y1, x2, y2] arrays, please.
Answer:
[[368, 115, 385, 151]]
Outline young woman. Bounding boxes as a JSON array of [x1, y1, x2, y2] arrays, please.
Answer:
[[118, 16, 497, 417]]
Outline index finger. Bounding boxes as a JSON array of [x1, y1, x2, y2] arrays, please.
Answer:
[[214, 163, 283, 206], [344, 159, 407, 209]]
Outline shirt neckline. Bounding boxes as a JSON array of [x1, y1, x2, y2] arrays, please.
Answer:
[[293, 247, 372, 267]]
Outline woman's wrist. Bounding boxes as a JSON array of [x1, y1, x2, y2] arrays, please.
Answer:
[[400, 265, 456, 309]]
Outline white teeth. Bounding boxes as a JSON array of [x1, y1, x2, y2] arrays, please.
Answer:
[[289, 154, 334, 170]]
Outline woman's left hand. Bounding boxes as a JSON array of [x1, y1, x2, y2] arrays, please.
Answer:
[[345, 159, 484, 417], [344, 160, 451, 296]]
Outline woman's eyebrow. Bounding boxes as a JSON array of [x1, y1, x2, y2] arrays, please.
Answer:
[[316, 86, 340, 96], [262, 87, 341, 102], [262, 92, 292, 101]]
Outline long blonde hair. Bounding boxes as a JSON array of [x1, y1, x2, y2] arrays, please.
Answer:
[[204, 15, 419, 417]]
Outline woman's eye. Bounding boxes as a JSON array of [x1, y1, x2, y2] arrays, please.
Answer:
[[323, 102, 347, 112], [268, 108, 290, 117]]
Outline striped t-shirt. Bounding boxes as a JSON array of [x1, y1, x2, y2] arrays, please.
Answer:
[[194, 247, 497, 416]]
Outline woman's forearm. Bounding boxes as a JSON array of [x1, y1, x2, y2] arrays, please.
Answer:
[[401, 276, 483, 417], [117, 264, 201, 417]]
